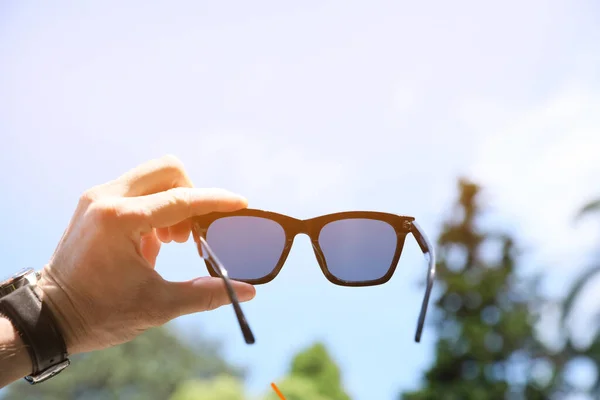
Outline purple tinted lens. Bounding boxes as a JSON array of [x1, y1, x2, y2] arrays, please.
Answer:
[[318, 218, 398, 282], [206, 216, 286, 280]]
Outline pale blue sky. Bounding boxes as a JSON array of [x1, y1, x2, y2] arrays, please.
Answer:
[[1, 1, 600, 399]]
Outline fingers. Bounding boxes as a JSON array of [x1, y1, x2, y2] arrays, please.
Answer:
[[169, 220, 192, 243], [163, 277, 256, 319], [155, 227, 172, 243], [120, 187, 248, 233], [81, 155, 247, 241], [112, 155, 194, 197], [156, 220, 191, 244]]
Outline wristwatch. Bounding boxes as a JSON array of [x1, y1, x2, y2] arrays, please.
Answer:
[[0, 268, 41, 297], [0, 268, 70, 384]]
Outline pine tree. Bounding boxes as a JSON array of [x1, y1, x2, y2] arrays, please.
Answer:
[[401, 179, 552, 400]]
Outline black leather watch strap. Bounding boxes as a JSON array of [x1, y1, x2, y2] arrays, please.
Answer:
[[0, 285, 69, 383]]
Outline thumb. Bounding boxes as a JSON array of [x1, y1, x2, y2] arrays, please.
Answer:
[[164, 277, 256, 318]]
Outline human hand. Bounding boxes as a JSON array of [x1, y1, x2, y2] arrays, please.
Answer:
[[36, 155, 256, 355]]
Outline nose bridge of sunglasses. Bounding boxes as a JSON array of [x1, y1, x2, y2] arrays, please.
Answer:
[[277, 219, 325, 263], [282, 219, 319, 242], [289, 219, 328, 267]]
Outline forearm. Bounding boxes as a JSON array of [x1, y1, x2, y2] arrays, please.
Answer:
[[0, 316, 32, 388]]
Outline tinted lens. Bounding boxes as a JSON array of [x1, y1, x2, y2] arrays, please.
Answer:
[[318, 218, 398, 282], [206, 216, 286, 280]]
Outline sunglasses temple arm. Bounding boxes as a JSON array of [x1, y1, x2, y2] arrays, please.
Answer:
[[411, 221, 436, 343], [193, 233, 255, 345], [207, 257, 256, 345]]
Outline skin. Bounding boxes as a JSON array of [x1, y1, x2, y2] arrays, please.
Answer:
[[0, 155, 256, 387]]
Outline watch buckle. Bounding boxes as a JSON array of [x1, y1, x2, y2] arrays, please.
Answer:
[[24, 359, 71, 384]]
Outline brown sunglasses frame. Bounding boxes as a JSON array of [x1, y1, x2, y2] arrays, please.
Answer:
[[192, 208, 436, 343], [193, 209, 415, 286]]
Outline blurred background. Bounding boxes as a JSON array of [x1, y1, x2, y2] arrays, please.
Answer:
[[1, 1, 599, 399]]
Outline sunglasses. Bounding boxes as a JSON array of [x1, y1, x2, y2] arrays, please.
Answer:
[[191, 209, 436, 344]]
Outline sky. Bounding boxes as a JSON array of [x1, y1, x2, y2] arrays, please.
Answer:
[[1, 1, 600, 399]]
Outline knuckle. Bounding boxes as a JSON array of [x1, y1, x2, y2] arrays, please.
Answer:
[[204, 286, 229, 312], [79, 187, 101, 206], [205, 290, 218, 311], [85, 199, 135, 226], [159, 154, 186, 175], [169, 187, 193, 216], [85, 200, 119, 223], [157, 155, 193, 188]]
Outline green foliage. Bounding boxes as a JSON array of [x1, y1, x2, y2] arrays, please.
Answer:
[[553, 196, 600, 397], [561, 265, 600, 331], [288, 342, 351, 400], [163, 341, 352, 400], [169, 375, 245, 400], [265, 342, 351, 400], [563, 196, 600, 333], [5, 326, 243, 400], [3, 319, 351, 400], [575, 198, 600, 221], [401, 179, 552, 400], [263, 377, 330, 400]]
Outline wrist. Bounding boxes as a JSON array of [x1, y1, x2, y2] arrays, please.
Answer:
[[36, 272, 83, 356], [0, 316, 33, 386]]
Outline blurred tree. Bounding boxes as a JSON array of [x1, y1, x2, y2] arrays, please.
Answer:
[[265, 342, 351, 400], [400, 179, 553, 400], [553, 197, 600, 397], [263, 376, 330, 400], [561, 197, 600, 329], [168, 341, 351, 400], [169, 375, 245, 400], [4, 326, 244, 400]]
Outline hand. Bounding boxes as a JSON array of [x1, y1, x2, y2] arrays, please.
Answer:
[[36, 155, 256, 355]]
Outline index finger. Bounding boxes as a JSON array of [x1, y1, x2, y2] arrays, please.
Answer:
[[114, 155, 194, 197], [121, 187, 248, 232]]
